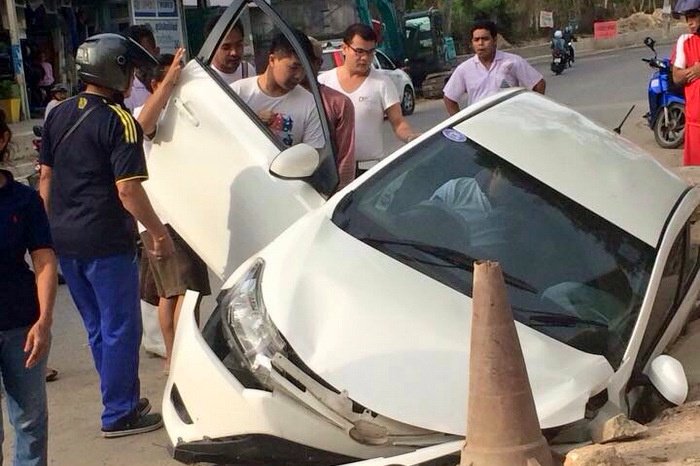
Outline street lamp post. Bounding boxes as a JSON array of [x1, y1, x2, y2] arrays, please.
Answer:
[[4, 0, 31, 120]]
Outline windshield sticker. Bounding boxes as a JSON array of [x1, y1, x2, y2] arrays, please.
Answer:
[[442, 128, 467, 143]]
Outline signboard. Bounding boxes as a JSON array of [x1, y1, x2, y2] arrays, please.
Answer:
[[131, 0, 184, 54], [134, 18, 182, 53], [594, 21, 618, 39], [539, 11, 554, 28]]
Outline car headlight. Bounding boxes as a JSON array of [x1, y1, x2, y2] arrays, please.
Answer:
[[221, 258, 286, 389]]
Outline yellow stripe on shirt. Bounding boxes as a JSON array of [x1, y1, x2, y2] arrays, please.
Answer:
[[117, 106, 137, 143], [108, 104, 137, 143], [115, 175, 148, 183]]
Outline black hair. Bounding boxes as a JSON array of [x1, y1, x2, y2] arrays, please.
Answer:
[[150, 53, 176, 83], [0, 109, 11, 163], [268, 29, 314, 63], [204, 13, 244, 39], [342, 23, 377, 44], [470, 20, 498, 40], [125, 24, 156, 48]]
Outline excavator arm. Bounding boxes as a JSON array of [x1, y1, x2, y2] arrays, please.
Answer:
[[355, 0, 405, 63]]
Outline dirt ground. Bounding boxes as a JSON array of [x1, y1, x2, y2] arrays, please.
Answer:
[[566, 319, 700, 465]]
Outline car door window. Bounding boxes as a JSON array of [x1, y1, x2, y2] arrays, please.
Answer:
[[199, 0, 338, 194], [635, 228, 685, 370]]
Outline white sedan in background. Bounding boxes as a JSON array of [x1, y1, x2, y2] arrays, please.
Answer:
[[143, 1, 699, 464]]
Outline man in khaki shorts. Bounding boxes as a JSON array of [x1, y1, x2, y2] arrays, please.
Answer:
[[135, 50, 211, 372]]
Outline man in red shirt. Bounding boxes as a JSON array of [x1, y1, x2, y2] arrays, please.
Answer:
[[305, 37, 356, 190], [673, 0, 700, 164]]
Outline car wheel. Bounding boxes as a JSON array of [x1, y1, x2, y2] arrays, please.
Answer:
[[401, 86, 415, 116], [653, 103, 685, 149]]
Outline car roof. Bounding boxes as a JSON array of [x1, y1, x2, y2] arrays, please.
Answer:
[[456, 91, 688, 247]]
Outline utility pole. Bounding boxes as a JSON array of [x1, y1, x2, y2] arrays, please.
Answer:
[[4, 0, 30, 120], [662, 0, 671, 39]]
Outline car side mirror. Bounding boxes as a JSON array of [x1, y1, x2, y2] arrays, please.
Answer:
[[647, 355, 688, 405], [269, 143, 320, 179]]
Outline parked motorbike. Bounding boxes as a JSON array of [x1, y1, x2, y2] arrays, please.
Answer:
[[551, 49, 567, 75], [642, 37, 685, 149]]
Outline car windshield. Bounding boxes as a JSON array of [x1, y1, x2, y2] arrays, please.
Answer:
[[332, 129, 656, 368]]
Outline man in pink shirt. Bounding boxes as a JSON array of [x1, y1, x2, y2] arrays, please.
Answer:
[[443, 20, 545, 115], [306, 37, 356, 190]]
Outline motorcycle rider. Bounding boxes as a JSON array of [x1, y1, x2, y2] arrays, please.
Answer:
[[563, 25, 576, 65], [672, 0, 700, 164], [551, 30, 567, 55], [551, 30, 568, 71]]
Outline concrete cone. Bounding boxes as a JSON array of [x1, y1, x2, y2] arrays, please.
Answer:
[[460, 260, 553, 466]]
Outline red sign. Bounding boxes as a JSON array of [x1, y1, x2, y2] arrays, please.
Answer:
[[594, 21, 618, 39]]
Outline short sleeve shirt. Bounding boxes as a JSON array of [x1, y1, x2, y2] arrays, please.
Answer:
[[124, 76, 151, 112], [675, 33, 700, 124], [213, 62, 256, 84], [443, 50, 543, 107], [319, 68, 399, 161], [0, 170, 53, 330], [40, 93, 147, 258], [231, 77, 325, 148]]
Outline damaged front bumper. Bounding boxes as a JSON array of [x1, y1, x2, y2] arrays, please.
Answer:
[[163, 291, 454, 464]]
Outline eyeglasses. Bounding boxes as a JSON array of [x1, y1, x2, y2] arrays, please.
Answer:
[[345, 43, 377, 56]]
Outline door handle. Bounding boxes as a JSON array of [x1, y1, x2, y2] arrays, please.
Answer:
[[174, 98, 200, 127]]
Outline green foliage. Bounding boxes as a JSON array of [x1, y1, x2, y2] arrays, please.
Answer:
[[0, 80, 20, 100]]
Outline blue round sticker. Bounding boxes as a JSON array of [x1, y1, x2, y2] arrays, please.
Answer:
[[442, 128, 467, 143]]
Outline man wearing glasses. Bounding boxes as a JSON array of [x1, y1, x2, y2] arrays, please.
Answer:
[[319, 23, 419, 176]]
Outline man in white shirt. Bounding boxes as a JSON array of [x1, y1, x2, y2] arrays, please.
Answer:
[[231, 30, 324, 149], [204, 16, 256, 84], [319, 23, 418, 174], [443, 20, 545, 114]]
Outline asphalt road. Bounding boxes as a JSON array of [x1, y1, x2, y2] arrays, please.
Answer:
[[5, 44, 687, 466], [384, 44, 682, 169]]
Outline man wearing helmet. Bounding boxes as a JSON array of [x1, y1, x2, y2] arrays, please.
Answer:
[[38, 34, 174, 438], [673, 0, 700, 164], [551, 30, 567, 54]]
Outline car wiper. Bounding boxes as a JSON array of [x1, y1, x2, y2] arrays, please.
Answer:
[[527, 313, 608, 328], [361, 237, 538, 293]]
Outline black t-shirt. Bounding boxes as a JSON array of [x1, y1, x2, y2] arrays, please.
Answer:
[[39, 93, 147, 258], [0, 170, 53, 330]]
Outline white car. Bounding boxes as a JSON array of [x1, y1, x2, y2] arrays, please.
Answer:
[[145, 1, 699, 464], [321, 46, 415, 115]]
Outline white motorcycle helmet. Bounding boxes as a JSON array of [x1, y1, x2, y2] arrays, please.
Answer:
[[554, 30, 563, 39]]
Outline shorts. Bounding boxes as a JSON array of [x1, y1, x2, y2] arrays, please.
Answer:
[[139, 225, 211, 302]]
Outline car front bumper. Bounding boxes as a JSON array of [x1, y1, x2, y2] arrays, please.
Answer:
[[163, 291, 411, 464]]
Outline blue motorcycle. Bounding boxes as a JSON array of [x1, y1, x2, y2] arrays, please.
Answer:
[[643, 37, 685, 149]]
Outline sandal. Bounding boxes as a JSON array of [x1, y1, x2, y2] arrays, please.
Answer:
[[45, 367, 59, 382]]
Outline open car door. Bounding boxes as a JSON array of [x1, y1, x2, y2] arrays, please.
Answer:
[[143, 0, 338, 279]]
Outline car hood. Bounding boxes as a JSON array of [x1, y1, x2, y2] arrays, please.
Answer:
[[258, 211, 614, 434]]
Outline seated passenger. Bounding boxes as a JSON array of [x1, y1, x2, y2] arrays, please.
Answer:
[[430, 168, 512, 252], [230, 30, 325, 149]]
